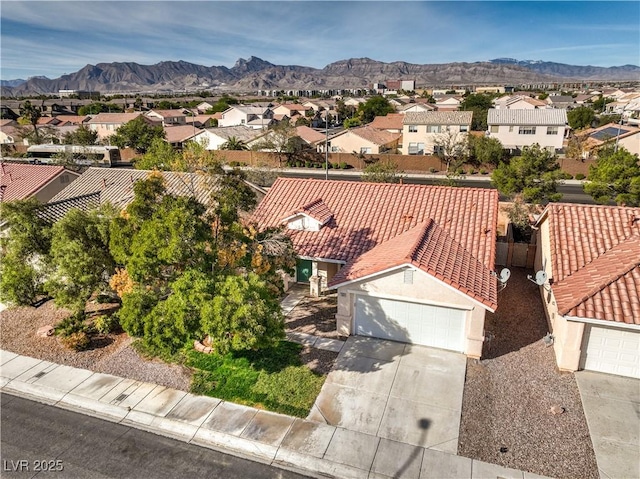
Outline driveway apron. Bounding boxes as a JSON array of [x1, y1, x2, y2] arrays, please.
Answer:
[[308, 336, 467, 454]]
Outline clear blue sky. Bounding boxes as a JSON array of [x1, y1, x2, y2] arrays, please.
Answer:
[[1, 1, 638, 80]]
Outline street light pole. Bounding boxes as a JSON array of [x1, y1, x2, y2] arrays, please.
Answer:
[[325, 112, 329, 180]]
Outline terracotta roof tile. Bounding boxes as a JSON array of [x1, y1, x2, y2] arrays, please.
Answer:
[[0, 163, 67, 202], [251, 177, 498, 271], [349, 126, 401, 146], [284, 198, 334, 225], [543, 203, 640, 325], [329, 220, 497, 310], [369, 114, 404, 130]]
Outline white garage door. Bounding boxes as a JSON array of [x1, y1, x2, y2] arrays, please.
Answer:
[[354, 295, 466, 352], [581, 325, 640, 379]]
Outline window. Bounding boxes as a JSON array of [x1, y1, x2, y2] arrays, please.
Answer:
[[240, 119, 245, 124], [547, 126, 558, 135], [408, 142, 425, 155], [460, 125, 468, 132], [519, 126, 536, 135], [427, 125, 441, 133], [490, 125, 499, 133], [408, 125, 418, 133], [360, 147, 372, 154], [509, 126, 514, 133]]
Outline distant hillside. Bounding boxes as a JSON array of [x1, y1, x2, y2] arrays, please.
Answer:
[[3, 56, 638, 96], [490, 58, 640, 81]]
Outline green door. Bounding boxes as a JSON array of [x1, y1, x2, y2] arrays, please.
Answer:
[[296, 259, 312, 283]]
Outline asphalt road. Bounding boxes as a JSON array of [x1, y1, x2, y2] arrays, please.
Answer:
[[0, 393, 310, 479], [276, 169, 597, 204]]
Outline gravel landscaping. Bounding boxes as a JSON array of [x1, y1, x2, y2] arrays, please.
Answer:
[[458, 267, 598, 479]]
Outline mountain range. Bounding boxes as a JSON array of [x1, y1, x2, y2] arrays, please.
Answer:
[[2, 57, 638, 97]]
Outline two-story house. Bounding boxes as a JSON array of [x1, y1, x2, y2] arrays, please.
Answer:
[[145, 109, 187, 126], [217, 106, 274, 129], [487, 109, 567, 153], [87, 113, 159, 141], [401, 111, 472, 155]]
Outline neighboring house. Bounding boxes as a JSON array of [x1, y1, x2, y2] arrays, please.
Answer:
[[577, 123, 640, 158], [534, 203, 640, 378], [53, 115, 90, 126], [271, 104, 312, 119], [493, 95, 548, 110], [368, 113, 404, 133], [186, 115, 219, 129], [163, 125, 200, 149], [434, 96, 462, 111], [546, 95, 575, 110], [251, 178, 499, 357], [574, 94, 599, 105], [192, 126, 264, 151], [145, 109, 187, 126], [487, 109, 567, 152], [324, 125, 401, 154], [401, 111, 472, 155], [0, 163, 79, 203], [217, 106, 274, 129], [295, 126, 326, 148], [37, 117, 62, 126], [87, 113, 158, 141], [399, 102, 436, 114], [0, 125, 18, 145], [196, 102, 214, 113], [49, 167, 218, 210]]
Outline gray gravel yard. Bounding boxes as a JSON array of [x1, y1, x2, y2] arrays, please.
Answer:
[[458, 267, 598, 479]]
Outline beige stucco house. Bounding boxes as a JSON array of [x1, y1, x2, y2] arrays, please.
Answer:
[[487, 109, 567, 152], [87, 113, 159, 141], [325, 125, 401, 154], [1, 163, 79, 203], [401, 111, 472, 155], [534, 203, 640, 378], [251, 178, 499, 358]]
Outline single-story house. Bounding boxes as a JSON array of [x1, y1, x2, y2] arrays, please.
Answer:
[[577, 123, 640, 158], [534, 203, 640, 378], [487, 109, 568, 153], [251, 178, 499, 357], [192, 126, 265, 151], [163, 125, 200, 149], [323, 125, 401, 154], [0, 163, 79, 203], [368, 113, 404, 133]]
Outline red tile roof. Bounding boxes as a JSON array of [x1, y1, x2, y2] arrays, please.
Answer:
[[295, 126, 326, 144], [285, 198, 334, 225], [369, 114, 404, 131], [251, 178, 498, 270], [329, 220, 497, 310], [543, 203, 640, 324], [0, 163, 66, 202]]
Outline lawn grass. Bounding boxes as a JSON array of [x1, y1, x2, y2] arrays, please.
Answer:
[[187, 341, 326, 417]]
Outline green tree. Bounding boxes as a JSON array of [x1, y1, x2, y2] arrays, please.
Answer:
[[361, 160, 405, 183], [77, 102, 123, 116], [18, 100, 42, 142], [221, 136, 248, 150], [134, 137, 179, 170], [46, 207, 116, 311], [111, 116, 165, 153], [491, 144, 563, 203], [0, 198, 51, 305], [468, 134, 504, 166], [591, 95, 614, 113], [584, 146, 640, 206], [62, 124, 98, 145], [597, 114, 622, 127], [567, 106, 596, 130], [357, 96, 394, 124], [460, 94, 494, 131]]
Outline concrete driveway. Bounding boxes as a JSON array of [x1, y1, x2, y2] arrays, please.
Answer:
[[575, 371, 640, 479], [308, 336, 466, 454]]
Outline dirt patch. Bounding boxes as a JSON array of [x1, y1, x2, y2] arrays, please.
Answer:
[[458, 268, 598, 479], [285, 294, 339, 339], [299, 346, 339, 375]]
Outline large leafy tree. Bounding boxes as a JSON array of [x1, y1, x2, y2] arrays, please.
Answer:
[[134, 137, 179, 170], [77, 102, 123, 116], [18, 100, 42, 142], [0, 199, 52, 305], [491, 144, 563, 203], [567, 106, 596, 130], [460, 94, 494, 131], [584, 146, 640, 206], [62, 124, 98, 145], [46, 207, 116, 311], [468, 134, 504, 166], [357, 96, 394, 124], [111, 116, 165, 153]]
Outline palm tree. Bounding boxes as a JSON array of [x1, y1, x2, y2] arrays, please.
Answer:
[[221, 136, 248, 150]]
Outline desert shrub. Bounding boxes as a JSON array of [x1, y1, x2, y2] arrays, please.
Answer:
[[429, 167, 437, 173], [470, 169, 478, 175], [479, 168, 488, 175], [93, 314, 119, 334], [60, 331, 90, 351], [339, 161, 348, 169], [575, 173, 585, 180], [55, 312, 88, 337]]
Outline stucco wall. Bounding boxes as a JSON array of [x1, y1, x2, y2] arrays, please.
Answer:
[[33, 171, 79, 203], [335, 266, 487, 357], [488, 125, 565, 150]]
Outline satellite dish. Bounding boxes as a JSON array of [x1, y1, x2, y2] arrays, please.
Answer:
[[534, 270, 548, 285], [498, 268, 511, 283]]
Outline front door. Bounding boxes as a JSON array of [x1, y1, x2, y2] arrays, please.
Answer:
[[296, 259, 312, 283]]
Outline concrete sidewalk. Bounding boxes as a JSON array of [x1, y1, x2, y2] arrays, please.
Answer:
[[0, 349, 551, 479]]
